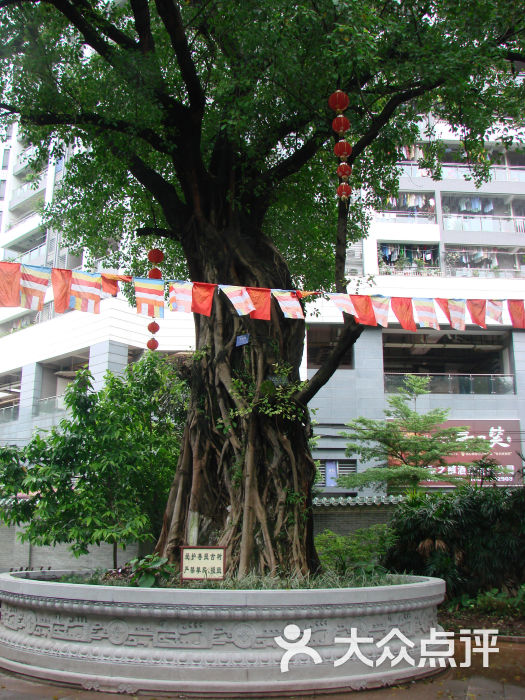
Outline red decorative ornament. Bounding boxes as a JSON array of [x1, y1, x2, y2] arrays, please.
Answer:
[[148, 248, 164, 264], [147, 338, 159, 351], [148, 267, 162, 279], [328, 90, 349, 113], [148, 320, 160, 334], [332, 115, 350, 136], [333, 140, 353, 161], [337, 163, 353, 180], [337, 183, 352, 201]]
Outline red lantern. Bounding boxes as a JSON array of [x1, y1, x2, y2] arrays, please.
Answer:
[[148, 321, 160, 334], [148, 248, 164, 264], [337, 163, 353, 180], [328, 90, 349, 113], [147, 338, 159, 351], [337, 183, 352, 201], [333, 140, 353, 160], [148, 267, 162, 279], [332, 115, 350, 136]]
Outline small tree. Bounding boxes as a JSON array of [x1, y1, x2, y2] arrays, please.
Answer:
[[339, 375, 490, 493], [0, 353, 187, 568]]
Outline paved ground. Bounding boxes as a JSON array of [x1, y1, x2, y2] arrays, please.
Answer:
[[0, 641, 523, 699]]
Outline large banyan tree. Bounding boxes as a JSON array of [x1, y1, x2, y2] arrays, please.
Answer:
[[1, 0, 524, 575]]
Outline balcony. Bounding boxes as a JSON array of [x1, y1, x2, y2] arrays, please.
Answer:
[[2, 242, 47, 266], [12, 146, 37, 176], [374, 210, 436, 224], [399, 162, 525, 182], [33, 394, 66, 417], [0, 404, 19, 424], [443, 214, 525, 234], [384, 373, 515, 395], [8, 170, 47, 213]]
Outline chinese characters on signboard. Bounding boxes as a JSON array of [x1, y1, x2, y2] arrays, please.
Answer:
[[428, 420, 522, 486], [180, 547, 225, 581]]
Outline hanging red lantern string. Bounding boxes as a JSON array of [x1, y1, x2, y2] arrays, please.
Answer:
[[333, 140, 353, 161], [332, 115, 350, 136], [146, 248, 165, 350], [330, 90, 353, 202], [337, 162, 352, 181], [337, 183, 352, 202], [328, 90, 350, 114]]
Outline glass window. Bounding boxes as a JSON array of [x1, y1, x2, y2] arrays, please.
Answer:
[[0, 180, 6, 199], [1, 149, 9, 169], [307, 324, 354, 369]]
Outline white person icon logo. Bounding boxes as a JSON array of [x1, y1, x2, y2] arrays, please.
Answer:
[[274, 624, 323, 672]]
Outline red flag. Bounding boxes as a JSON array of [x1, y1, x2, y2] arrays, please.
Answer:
[[508, 299, 525, 329], [350, 295, 377, 326], [436, 298, 451, 324], [0, 262, 21, 307], [51, 268, 72, 313], [101, 273, 132, 296], [467, 299, 487, 328], [192, 282, 216, 316], [247, 287, 272, 320], [391, 297, 417, 331]]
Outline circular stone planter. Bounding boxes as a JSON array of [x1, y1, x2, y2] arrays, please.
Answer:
[[0, 571, 445, 696]]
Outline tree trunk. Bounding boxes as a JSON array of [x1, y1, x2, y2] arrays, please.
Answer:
[[155, 221, 320, 576]]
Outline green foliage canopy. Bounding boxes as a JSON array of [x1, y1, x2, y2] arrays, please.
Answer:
[[0, 353, 187, 560]]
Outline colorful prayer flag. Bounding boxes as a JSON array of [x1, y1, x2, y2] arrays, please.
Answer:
[[508, 299, 525, 329], [0, 262, 21, 307], [448, 299, 466, 330], [436, 298, 452, 324], [101, 273, 132, 297], [272, 290, 304, 319], [134, 277, 165, 317], [391, 297, 417, 331], [327, 293, 356, 317], [20, 265, 51, 311], [371, 295, 390, 327], [51, 268, 72, 313], [467, 299, 487, 329], [413, 298, 439, 330], [69, 271, 103, 313], [219, 285, 256, 316], [350, 295, 377, 326], [486, 300, 503, 324], [168, 281, 193, 313], [246, 287, 271, 320], [192, 282, 216, 316]]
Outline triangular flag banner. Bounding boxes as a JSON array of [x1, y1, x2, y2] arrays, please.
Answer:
[[296, 290, 318, 298], [371, 295, 390, 327], [192, 282, 216, 316], [20, 265, 51, 311], [272, 290, 304, 319], [51, 268, 72, 313], [219, 285, 256, 316], [436, 298, 451, 324], [508, 299, 525, 329], [350, 295, 377, 326], [448, 299, 466, 330], [467, 299, 487, 329], [101, 273, 132, 297], [69, 271, 102, 313], [486, 300, 503, 324], [327, 293, 356, 317], [168, 281, 193, 313], [391, 297, 417, 331], [0, 261, 21, 307], [247, 287, 271, 320], [413, 298, 439, 330], [134, 277, 165, 318]]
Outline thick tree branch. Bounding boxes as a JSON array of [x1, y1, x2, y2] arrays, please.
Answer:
[[130, 0, 156, 54], [154, 0, 205, 116], [295, 318, 364, 405]]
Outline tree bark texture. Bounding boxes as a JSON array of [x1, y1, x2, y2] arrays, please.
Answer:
[[155, 220, 320, 576]]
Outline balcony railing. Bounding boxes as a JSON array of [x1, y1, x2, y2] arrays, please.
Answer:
[[0, 404, 19, 424], [443, 214, 525, 234], [399, 162, 525, 182], [385, 373, 515, 395], [33, 394, 66, 416], [445, 266, 525, 279], [3, 242, 47, 265], [374, 211, 437, 224], [378, 265, 442, 277]]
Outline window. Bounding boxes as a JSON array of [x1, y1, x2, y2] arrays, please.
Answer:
[[307, 324, 354, 369], [0, 180, 6, 199], [1, 148, 9, 169], [317, 459, 357, 488]]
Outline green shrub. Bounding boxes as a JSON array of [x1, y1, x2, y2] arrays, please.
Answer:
[[384, 486, 525, 597], [446, 584, 525, 616], [315, 524, 397, 576]]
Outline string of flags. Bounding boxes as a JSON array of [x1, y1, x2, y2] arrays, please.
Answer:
[[1, 261, 525, 332]]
